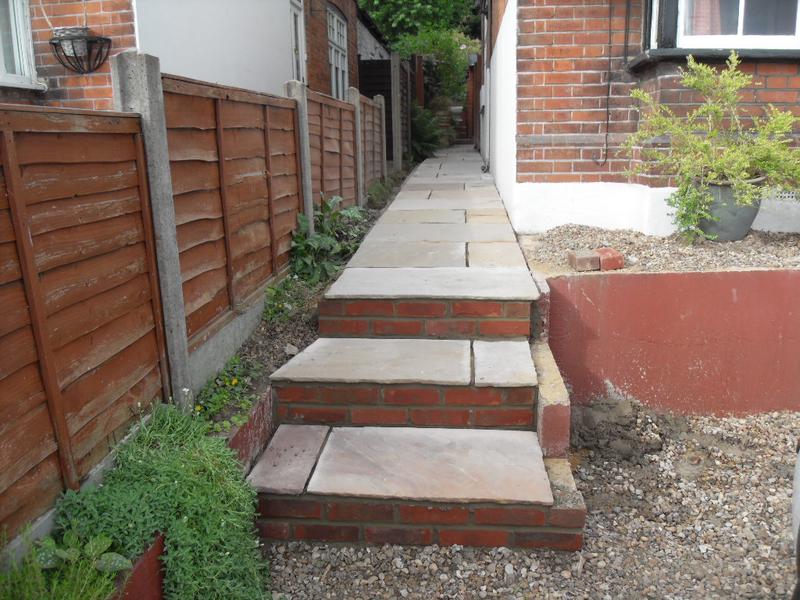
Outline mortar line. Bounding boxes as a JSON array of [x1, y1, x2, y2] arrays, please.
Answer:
[[302, 426, 334, 494]]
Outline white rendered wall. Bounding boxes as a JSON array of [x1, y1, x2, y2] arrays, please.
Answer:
[[358, 21, 389, 60], [134, 0, 294, 96]]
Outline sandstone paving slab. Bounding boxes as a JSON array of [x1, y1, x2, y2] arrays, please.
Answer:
[[366, 223, 515, 243], [270, 338, 471, 385], [326, 268, 540, 301], [307, 427, 554, 505], [473, 340, 538, 388], [349, 241, 466, 268], [379, 209, 465, 224], [388, 197, 503, 211], [404, 182, 465, 191], [393, 190, 432, 201], [467, 208, 507, 217], [468, 242, 528, 268], [247, 425, 329, 494], [467, 214, 507, 224]]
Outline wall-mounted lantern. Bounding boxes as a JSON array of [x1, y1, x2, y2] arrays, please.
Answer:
[[49, 27, 111, 74]]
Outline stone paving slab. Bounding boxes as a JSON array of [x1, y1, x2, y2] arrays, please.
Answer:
[[307, 427, 554, 505], [468, 242, 528, 268], [379, 209, 465, 224], [404, 182, 465, 191], [393, 190, 432, 201], [430, 189, 501, 200], [270, 338, 471, 385], [467, 214, 507, 224], [326, 268, 540, 301], [349, 241, 466, 268], [247, 424, 329, 494], [366, 223, 515, 243], [474, 341, 538, 387], [388, 197, 503, 211]]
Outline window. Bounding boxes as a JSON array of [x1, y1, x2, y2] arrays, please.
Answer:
[[327, 5, 347, 100], [0, 0, 39, 88], [652, 0, 800, 49], [290, 0, 306, 83]]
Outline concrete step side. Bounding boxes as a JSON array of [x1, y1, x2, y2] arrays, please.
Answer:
[[533, 341, 571, 458]]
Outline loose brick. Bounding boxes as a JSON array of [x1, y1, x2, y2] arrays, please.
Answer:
[[351, 407, 408, 425], [327, 502, 394, 522], [548, 507, 587, 528], [396, 301, 448, 317], [538, 403, 571, 458], [285, 406, 348, 424], [506, 387, 535, 405], [504, 302, 532, 318], [478, 320, 530, 337], [372, 319, 424, 336], [444, 388, 503, 406], [294, 524, 360, 543], [426, 320, 477, 337], [514, 531, 583, 551], [345, 300, 394, 317], [365, 527, 434, 545], [409, 408, 471, 427], [452, 301, 503, 317], [398, 505, 469, 525], [474, 507, 546, 526], [567, 249, 600, 272], [319, 318, 370, 336], [318, 299, 345, 316], [257, 521, 291, 540], [475, 408, 533, 427], [439, 529, 511, 547], [259, 498, 322, 519], [595, 247, 624, 271], [320, 386, 379, 405], [383, 387, 441, 406], [275, 386, 319, 403]]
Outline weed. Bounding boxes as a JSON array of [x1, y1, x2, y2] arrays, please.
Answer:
[[195, 355, 261, 432]]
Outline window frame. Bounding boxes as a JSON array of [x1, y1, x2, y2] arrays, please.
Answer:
[[0, 0, 43, 89], [290, 0, 306, 83], [326, 5, 348, 101]]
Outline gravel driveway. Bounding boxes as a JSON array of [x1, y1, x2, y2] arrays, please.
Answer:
[[267, 410, 798, 599]]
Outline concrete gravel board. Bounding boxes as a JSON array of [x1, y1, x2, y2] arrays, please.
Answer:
[[473, 340, 538, 387], [247, 425, 329, 494]]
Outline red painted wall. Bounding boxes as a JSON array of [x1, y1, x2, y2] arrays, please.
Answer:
[[547, 270, 800, 415]]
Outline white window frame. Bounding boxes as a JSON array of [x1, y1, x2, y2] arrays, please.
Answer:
[[0, 0, 43, 89], [327, 5, 348, 101], [676, 0, 800, 49], [290, 0, 306, 83]]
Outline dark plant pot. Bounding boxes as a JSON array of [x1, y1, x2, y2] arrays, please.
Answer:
[[698, 180, 763, 242]]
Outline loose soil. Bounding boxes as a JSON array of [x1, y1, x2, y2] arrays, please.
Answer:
[[520, 225, 800, 275]]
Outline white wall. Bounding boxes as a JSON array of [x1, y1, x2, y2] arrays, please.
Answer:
[[358, 21, 389, 60], [134, 0, 294, 96]]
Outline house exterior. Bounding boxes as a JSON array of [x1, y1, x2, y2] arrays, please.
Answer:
[[480, 0, 800, 235], [0, 0, 373, 108]]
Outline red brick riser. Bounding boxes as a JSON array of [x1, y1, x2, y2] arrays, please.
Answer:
[[257, 494, 585, 550], [274, 384, 537, 429], [318, 299, 533, 338]]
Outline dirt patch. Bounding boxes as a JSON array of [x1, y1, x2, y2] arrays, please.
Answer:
[[520, 225, 800, 275]]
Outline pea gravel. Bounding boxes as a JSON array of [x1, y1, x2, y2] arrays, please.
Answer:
[[266, 410, 799, 599], [520, 225, 800, 274]]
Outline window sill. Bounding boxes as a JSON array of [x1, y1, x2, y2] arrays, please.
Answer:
[[627, 48, 800, 72], [0, 78, 48, 92]]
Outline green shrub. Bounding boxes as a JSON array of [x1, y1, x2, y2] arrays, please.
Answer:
[[410, 103, 441, 162], [195, 355, 260, 432], [366, 180, 392, 208], [55, 406, 268, 600]]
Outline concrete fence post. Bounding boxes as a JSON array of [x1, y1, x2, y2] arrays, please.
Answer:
[[375, 94, 387, 180], [348, 87, 365, 207], [110, 51, 193, 411], [285, 80, 315, 234], [390, 52, 403, 171]]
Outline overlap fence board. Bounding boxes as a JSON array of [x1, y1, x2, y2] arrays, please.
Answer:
[[307, 90, 357, 207], [360, 96, 383, 190], [0, 106, 168, 540], [162, 75, 303, 347]]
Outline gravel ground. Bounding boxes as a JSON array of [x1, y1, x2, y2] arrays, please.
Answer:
[[520, 225, 800, 274], [267, 409, 799, 599]]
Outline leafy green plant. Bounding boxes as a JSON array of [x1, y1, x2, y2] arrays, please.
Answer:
[[263, 275, 303, 323], [367, 180, 391, 208], [0, 531, 127, 600], [195, 355, 260, 432], [55, 406, 268, 600], [625, 51, 800, 239], [359, 0, 475, 41], [410, 103, 442, 161]]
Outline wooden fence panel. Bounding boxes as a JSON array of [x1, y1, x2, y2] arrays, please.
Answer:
[[307, 90, 357, 207], [360, 96, 383, 190], [0, 106, 168, 540], [162, 75, 303, 347]]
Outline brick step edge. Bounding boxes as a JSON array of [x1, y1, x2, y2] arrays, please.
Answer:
[[274, 384, 537, 428], [319, 298, 532, 338], [256, 460, 585, 551]]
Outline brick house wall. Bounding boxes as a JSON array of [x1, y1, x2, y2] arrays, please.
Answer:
[[304, 0, 359, 97], [515, 0, 800, 186]]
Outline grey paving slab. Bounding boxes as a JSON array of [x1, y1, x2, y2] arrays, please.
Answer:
[[430, 189, 501, 200], [468, 242, 528, 268], [378, 209, 465, 224], [388, 197, 503, 211], [468, 208, 508, 216], [473, 340, 538, 387], [393, 190, 432, 201], [307, 427, 554, 505], [247, 424, 329, 494], [404, 182, 465, 191], [349, 241, 466, 267], [270, 338, 471, 385], [326, 267, 540, 300], [366, 223, 515, 243]]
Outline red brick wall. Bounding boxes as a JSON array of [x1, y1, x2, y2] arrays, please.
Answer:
[[305, 0, 359, 97], [0, 0, 135, 109], [515, 0, 800, 185]]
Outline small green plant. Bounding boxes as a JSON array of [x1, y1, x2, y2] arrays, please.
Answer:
[[625, 51, 800, 239], [366, 180, 392, 208], [0, 531, 129, 600], [263, 275, 304, 323], [195, 355, 260, 432], [410, 102, 441, 162]]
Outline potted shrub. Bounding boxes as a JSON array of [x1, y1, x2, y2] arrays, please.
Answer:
[[625, 52, 800, 241]]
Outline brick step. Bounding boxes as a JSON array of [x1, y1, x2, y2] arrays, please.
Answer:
[[270, 338, 538, 429], [249, 426, 585, 550]]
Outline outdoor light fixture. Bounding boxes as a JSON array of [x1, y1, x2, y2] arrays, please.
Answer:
[[49, 27, 111, 74]]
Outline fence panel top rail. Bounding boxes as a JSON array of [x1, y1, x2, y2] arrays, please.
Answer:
[[0, 104, 140, 134], [306, 89, 355, 112], [161, 74, 296, 110]]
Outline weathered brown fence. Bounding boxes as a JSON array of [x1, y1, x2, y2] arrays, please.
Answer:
[[360, 95, 384, 190], [307, 89, 357, 206], [0, 105, 168, 539], [161, 76, 304, 345]]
